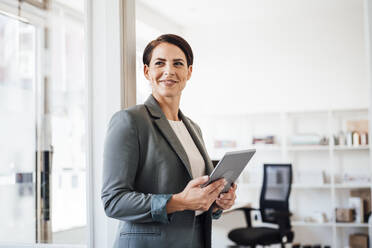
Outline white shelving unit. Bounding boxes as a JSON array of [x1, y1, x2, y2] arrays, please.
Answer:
[[202, 108, 371, 247]]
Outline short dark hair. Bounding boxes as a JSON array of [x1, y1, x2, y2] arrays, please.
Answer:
[[142, 34, 194, 67]]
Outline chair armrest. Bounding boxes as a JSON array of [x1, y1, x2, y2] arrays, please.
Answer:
[[234, 207, 261, 227]]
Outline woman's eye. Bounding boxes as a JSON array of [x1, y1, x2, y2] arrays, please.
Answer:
[[155, 61, 164, 65], [174, 62, 184, 66]]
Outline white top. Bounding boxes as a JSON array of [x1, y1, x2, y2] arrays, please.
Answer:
[[168, 119, 206, 179], [168, 119, 206, 216]]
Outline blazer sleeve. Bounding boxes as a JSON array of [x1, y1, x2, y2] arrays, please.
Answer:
[[101, 110, 172, 224]]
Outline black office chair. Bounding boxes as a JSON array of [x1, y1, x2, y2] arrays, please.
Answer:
[[228, 163, 294, 248]]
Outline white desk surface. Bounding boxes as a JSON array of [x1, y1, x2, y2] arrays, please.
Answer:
[[222, 202, 252, 214]]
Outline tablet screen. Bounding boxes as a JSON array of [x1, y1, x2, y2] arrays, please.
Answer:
[[202, 149, 256, 193]]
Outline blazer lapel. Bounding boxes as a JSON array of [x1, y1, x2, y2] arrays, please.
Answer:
[[144, 95, 193, 179], [179, 111, 215, 175]]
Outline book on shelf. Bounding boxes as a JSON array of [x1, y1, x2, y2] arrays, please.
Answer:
[[349, 197, 364, 223], [350, 188, 371, 223]]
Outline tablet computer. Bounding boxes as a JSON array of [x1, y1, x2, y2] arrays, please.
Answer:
[[202, 149, 256, 193]]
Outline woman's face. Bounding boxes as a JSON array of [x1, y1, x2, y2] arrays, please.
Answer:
[[144, 42, 192, 99]]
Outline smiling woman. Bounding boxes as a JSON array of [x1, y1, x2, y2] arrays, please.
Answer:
[[144, 42, 192, 102], [143, 35, 193, 111], [101, 34, 237, 248]]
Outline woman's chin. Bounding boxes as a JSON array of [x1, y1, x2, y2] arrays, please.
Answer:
[[155, 89, 181, 98]]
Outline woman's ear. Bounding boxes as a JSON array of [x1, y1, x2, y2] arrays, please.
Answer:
[[144, 64, 150, 80], [187, 65, 193, 80]]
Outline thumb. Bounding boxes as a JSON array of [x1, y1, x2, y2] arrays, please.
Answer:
[[188, 175, 209, 188]]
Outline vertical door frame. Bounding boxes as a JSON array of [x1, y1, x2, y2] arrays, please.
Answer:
[[86, 0, 136, 247]]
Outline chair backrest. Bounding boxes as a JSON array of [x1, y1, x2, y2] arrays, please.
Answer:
[[259, 163, 292, 225]]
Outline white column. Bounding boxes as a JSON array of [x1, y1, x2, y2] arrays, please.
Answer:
[[86, 0, 135, 247]]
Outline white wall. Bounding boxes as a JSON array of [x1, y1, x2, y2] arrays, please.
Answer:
[[181, 0, 369, 115]]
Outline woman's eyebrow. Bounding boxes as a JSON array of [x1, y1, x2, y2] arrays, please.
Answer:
[[154, 58, 185, 62], [173, 58, 185, 62]]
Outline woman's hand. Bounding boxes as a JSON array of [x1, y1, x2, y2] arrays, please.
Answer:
[[167, 176, 226, 213], [214, 183, 237, 211]]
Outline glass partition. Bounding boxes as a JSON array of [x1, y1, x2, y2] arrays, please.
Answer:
[[0, 1, 87, 245], [0, 13, 37, 243]]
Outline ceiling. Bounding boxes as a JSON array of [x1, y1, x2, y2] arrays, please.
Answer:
[[137, 0, 360, 29]]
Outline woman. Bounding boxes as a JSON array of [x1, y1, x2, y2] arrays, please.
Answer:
[[102, 34, 237, 248]]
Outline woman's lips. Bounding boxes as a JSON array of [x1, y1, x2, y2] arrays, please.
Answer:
[[160, 80, 177, 86]]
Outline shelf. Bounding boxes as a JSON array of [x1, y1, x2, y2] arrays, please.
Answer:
[[334, 145, 369, 151], [334, 184, 371, 189], [292, 184, 331, 189], [205, 108, 370, 247], [292, 221, 333, 227], [287, 145, 329, 151], [292, 222, 370, 228], [251, 145, 281, 151], [335, 223, 370, 228]]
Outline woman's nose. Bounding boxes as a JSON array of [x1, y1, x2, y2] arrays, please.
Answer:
[[163, 64, 175, 75]]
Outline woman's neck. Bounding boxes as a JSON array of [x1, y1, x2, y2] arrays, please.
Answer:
[[152, 93, 181, 121]]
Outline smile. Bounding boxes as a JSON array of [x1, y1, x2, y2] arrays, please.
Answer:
[[159, 80, 178, 86]]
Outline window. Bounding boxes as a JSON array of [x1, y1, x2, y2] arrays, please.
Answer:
[[0, 0, 87, 245]]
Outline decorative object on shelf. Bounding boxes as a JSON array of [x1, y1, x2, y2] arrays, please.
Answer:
[[335, 208, 355, 222], [252, 135, 276, 145], [344, 119, 369, 147], [342, 173, 371, 185], [313, 211, 328, 223], [349, 197, 364, 223], [302, 212, 329, 223], [352, 132, 360, 147], [289, 134, 328, 146], [350, 189, 371, 223], [213, 139, 237, 148], [349, 233, 368, 248], [346, 131, 353, 146], [360, 132, 368, 146], [334, 131, 346, 146]]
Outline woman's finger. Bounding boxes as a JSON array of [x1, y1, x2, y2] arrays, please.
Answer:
[[217, 198, 233, 206], [216, 201, 232, 210], [219, 191, 235, 200], [215, 201, 227, 209], [204, 179, 225, 194], [232, 183, 237, 190]]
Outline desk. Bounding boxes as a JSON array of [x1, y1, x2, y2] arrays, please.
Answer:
[[222, 202, 251, 214]]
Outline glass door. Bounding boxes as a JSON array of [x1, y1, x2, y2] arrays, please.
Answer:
[[0, 3, 88, 245], [0, 13, 37, 243]]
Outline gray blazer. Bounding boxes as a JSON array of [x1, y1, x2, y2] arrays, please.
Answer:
[[101, 95, 216, 248]]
